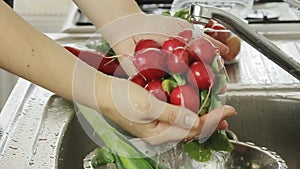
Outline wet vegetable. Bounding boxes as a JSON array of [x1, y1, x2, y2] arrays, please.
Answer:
[[145, 80, 169, 102], [170, 84, 200, 113], [162, 37, 186, 52], [64, 46, 127, 78], [188, 38, 217, 64], [134, 38, 162, 53], [167, 47, 190, 74], [132, 48, 168, 80], [164, 9, 241, 62], [70, 21, 234, 167], [129, 73, 148, 87], [77, 104, 167, 169], [187, 61, 215, 90], [129, 34, 233, 163], [91, 147, 115, 167]]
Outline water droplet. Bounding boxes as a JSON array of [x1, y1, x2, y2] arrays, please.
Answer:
[[261, 147, 267, 151], [29, 160, 34, 166], [32, 149, 37, 155], [246, 142, 255, 146], [9, 146, 18, 150], [251, 162, 260, 169], [39, 138, 47, 141]]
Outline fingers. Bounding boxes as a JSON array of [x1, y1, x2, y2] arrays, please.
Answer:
[[144, 105, 236, 145], [184, 105, 236, 141], [156, 103, 200, 130], [204, 34, 229, 56], [222, 105, 237, 118], [211, 105, 237, 121], [222, 34, 241, 61], [216, 120, 229, 130], [198, 105, 236, 133], [143, 122, 196, 145]]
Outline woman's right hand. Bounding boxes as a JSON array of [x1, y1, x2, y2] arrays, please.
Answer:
[[94, 75, 236, 145]]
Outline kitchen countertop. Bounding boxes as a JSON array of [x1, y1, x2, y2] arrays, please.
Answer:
[[225, 39, 300, 84]]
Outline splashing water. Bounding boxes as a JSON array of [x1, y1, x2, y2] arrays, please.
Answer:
[[153, 144, 231, 169], [192, 24, 205, 39]]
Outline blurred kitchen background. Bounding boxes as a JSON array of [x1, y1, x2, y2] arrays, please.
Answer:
[[0, 0, 300, 111]]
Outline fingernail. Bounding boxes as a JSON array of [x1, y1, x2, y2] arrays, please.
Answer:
[[184, 115, 199, 128], [224, 105, 237, 115]]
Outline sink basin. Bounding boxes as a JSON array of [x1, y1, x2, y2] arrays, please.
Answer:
[[0, 80, 299, 169], [57, 84, 300, 169], [226, 84, 300, 169], [1, 33, 299, 168]]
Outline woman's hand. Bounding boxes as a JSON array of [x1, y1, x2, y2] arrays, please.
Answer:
[[73, 0, 238, 145], [205, 19, 241, 61], [95, 75, 236, 145], [73, 0, 230, 57]]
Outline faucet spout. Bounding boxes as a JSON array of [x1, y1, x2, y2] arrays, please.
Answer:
[[189, 4, 300, 81]]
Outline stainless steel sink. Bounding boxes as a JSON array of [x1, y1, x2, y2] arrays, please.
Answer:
[[56, 84, 300, 169], [1, 33, 300, 168], [0, 80, 300, 169], [226, 84, 300, 169]]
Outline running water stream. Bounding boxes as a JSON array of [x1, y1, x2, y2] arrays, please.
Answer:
[[152, 143, 231, 169]]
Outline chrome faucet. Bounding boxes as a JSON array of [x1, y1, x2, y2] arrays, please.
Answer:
[[189, 4, 300, 81]]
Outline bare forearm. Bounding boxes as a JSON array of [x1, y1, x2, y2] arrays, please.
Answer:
[[0, 2, 75, 97], [73, 0, 142, 28], [0, 1, 108, 110]]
